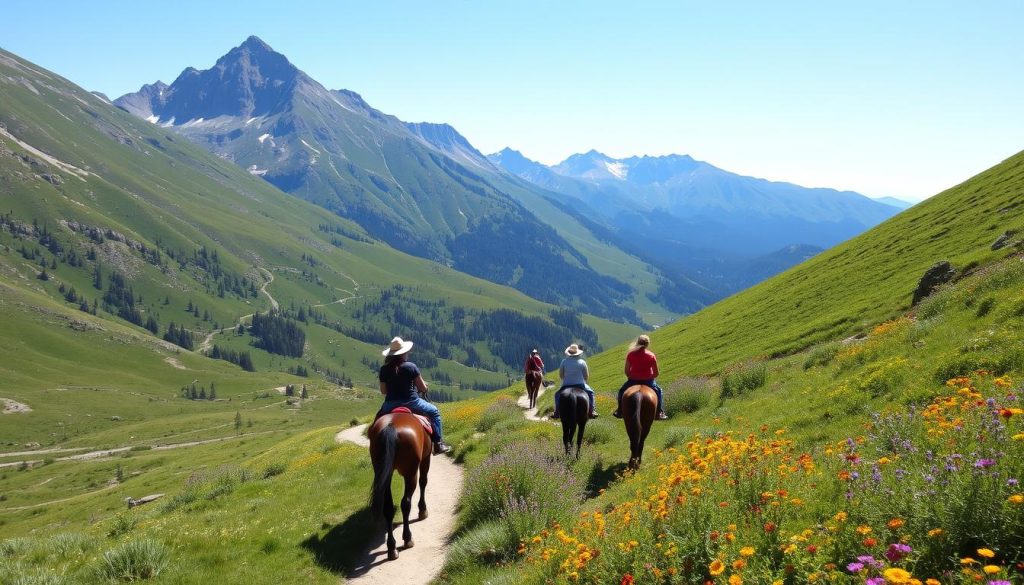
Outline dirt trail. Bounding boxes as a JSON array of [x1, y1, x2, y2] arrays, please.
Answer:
[[199, 267, 278, 353], [335, 424, 462, 585], [517, 384, 548, 422]]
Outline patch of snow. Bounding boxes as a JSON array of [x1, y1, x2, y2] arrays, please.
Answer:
[[160, 117, 176, 128], [300, 139, 321, 154], [258, 133, 272, 144], [604, 161, 628, 180], [458, 208, 466, 218], [182, 118, 206, 127], [247, 165, 268, 176], [145, 115, 160, 124]]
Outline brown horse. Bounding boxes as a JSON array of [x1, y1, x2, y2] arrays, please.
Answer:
[[621, 384, 657, 469], [368, 412, 432, 561], [558, 386, 590, 458], [525, 370, 543, 409]]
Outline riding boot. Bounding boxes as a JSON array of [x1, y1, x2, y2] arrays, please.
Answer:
[[432, 441, 452, 455]]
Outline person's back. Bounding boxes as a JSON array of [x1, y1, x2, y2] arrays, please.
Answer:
[[626, 347, 657, 379], [380, 361, 421, 402], [560, 356, 588, 386]]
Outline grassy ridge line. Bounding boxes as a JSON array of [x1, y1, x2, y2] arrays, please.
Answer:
[[585, 149, 1024, 389]]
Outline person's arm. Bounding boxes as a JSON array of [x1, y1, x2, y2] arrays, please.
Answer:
[[624, 360, 631, 378], [583, 361, 590, 382], [379, 382, 387, 396], [652, 358, 660, 379], [415, 375, 429, 397], [559, 365, 565, 380]]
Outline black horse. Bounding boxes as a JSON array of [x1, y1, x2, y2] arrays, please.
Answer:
[[558, 386, 590, 458]]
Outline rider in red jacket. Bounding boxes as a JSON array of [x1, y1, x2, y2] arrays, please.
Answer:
[[524, 348, 545, 374]]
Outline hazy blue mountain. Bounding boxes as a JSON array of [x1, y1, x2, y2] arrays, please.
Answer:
[[873, 196, 915, 210], [491, 148, 901, 256]]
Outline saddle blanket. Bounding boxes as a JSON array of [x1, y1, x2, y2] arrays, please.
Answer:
[[386, 406, 433, 435]]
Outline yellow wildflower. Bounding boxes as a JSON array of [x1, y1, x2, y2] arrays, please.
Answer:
[[977, 548, 995, 559]]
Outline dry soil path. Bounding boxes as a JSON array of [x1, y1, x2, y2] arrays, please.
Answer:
[[334, 424, 463, 585], [517, 384, 549, 422]]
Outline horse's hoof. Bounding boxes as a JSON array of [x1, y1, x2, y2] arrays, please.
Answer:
[[388, 550, 399, 561], [404, 539, 415, 549], [419, 510, 429, 520]]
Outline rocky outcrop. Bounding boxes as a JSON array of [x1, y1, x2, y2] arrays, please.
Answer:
[[912, 261, 957, 305], [991, 230, 1018, 251]]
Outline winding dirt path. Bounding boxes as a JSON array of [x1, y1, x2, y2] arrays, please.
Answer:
[[199, 266, 280, 353], [517, 384, 548, 422], [334, 424, 462, 585]]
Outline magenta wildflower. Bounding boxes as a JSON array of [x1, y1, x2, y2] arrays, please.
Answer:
[[884, 543, 912, 562], [847, 562, 865, 573]]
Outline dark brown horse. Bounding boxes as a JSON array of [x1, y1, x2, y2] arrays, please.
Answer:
[[368, 412, 431, 561], [525, 370, 543, 410], [621, 384, 657, 469], [559, 386, 590, 458]]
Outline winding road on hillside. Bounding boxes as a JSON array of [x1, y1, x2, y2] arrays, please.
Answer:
[[199, 266, 282, 353], [334, 424, 462, 585]]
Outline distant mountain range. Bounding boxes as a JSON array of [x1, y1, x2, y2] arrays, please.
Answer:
[[115, 36, 905, 320]]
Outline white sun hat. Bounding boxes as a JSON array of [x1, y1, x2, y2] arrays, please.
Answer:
[[564, 343, 583, 356], [382, 336, 414, 357]]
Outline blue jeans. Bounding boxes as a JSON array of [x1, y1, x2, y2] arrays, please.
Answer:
[[380, 397, 443, 442], [617, 379, 664, 412], [553, 384, 595, 416]]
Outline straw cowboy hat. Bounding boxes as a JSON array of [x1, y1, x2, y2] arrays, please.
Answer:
[[382, 336, 414, 357], [564, 343, 584, 356]]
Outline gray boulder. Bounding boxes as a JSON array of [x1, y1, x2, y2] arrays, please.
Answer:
[[991, 230, 1018, 251], [912, 261, 956, 305]]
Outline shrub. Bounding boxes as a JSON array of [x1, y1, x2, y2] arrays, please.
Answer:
[[803, 343, 839, 370], [663, 377, 714, 414], [47, 532, 95, 559], [476, 399, 520, 432], [261, 463, 286, 479], [107, 513, 137, 538], [858, 358, 911, 398], [720, 362, 767, 399], [462, 441, 584, 558], [446, 521, 508, 571], [0, 538, 32, 557], [95, 539, 169, 581]]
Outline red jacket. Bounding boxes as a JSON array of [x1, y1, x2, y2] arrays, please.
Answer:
[[524, 354, 544, 372]]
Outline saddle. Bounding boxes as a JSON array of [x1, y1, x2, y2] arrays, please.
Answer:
[[385, 406, 433, 435]]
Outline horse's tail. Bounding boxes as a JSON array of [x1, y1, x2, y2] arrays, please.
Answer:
[[370, 423, 398, 519], [628, 388, 644, 437]]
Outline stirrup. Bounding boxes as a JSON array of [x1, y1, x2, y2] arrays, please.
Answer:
[[433, 442, 451, 455]]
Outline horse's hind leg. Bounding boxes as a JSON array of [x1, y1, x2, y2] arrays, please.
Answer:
[[383, 489, 398, 560], [418, 454, 430, 520], [401, 473, 416, 548]]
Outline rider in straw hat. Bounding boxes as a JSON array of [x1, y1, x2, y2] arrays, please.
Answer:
[[377, 336, 451, 455], [551, 343, 598, 420]]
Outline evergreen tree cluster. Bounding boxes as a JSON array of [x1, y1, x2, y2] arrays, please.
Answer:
[[337, 285, 599, 373], [180, 381, 217, 401], [208, 344, 255, 371], [250, 311, 305, 357], [102, 270, 144, 326], [163, 322, 194, 350]]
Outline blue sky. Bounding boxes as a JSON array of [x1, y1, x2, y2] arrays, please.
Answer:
[[2, 1, 1022, 201]]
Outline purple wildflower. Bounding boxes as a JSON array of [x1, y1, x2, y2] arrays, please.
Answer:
[[847, 562, 865, 573], [974, 458, 996, 469], [885, 543, 912, 562], [866, 578, 885, 585]]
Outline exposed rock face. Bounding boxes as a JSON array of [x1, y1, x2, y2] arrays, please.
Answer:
[[912, 261, 957, 305], [991, 230, 1018, 251]]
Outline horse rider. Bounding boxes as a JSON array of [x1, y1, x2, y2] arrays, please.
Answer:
[[613, 334, 668, 420], [377, 336, 452, 454], [524, 348, 545, 376], [551, 343, 598, 420]]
